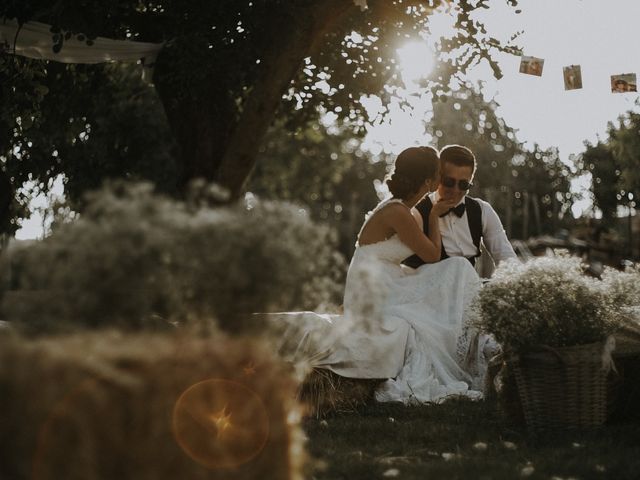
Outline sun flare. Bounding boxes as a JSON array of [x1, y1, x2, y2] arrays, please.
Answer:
[[396, 41, 435, 86]]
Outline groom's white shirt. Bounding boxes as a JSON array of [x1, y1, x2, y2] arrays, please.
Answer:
[[428, 191, 516, 264]]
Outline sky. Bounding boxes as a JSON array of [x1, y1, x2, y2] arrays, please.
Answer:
[[15, 0, 640, 239], [362, 0, 640, 215], [475, 0, 640, 156]]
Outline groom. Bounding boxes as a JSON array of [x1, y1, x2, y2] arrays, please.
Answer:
[[403, 144, 516, 270]]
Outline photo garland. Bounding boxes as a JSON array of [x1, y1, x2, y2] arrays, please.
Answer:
[[519, 56, 638, 93]]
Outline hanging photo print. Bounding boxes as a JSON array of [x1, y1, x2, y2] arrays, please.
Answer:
[[519, 56, 544, 76], [563, 65, 583, 90], [611, 73, 637, 93]]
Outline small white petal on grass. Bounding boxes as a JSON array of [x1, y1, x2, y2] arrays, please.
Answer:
[[383, 468, 400, 477], [388, 417, 395, 423], [520, 464, 535, 477], [503, 441, 517, 450], [473, 442, 488, 451], [319, 420, 328, 428], [378, 456, 418, 466], [572, 442, 583, 448], [595, 464, 606, 472], [346, 450, 364, 461], [442, 452, 460, 461]]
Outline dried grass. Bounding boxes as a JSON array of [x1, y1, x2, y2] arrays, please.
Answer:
[[298, 368, 383, 417]]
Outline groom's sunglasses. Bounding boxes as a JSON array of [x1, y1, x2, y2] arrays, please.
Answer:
[[441, 176, 473, 191]]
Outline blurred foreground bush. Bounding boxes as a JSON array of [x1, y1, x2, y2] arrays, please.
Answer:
[[0, 182, 345, 333], [0, 330, 304, 480]]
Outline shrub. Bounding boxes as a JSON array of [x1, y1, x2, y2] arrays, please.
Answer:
[[0, 182, 345, 333]]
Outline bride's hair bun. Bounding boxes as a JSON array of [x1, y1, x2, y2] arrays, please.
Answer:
[[386, 146, 439, 200]]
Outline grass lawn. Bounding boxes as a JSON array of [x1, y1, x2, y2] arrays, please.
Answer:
[[303, 399, 640, 480]]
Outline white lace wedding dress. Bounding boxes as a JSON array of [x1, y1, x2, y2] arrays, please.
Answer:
[[269, 198, 490, 404]]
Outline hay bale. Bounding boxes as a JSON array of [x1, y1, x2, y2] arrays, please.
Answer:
[[0, 330, 304, 480], [298, 368, 383, 417]]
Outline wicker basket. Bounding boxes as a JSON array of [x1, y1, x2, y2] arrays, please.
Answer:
[[508, 341, 610, 433]]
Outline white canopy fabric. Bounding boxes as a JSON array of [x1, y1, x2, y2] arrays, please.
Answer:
[[0, 19, 164, 66]]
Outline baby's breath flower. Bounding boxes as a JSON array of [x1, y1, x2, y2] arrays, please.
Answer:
[[472, 256, 631, 351]]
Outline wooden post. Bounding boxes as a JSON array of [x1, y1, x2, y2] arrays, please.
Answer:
[[552, 192, 559, 235], [628, 203, 633, 258], [532, 193, 542, 236], [506, 186, 512, 238], [522, 191, 530, 240]]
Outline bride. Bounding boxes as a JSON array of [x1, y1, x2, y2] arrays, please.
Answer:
[[272, 146, 489, 404]]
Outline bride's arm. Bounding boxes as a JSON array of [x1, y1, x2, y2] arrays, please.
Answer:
[[426, 207, 442, 254], [388, 205, 441, 263], [412, 206, 443, 253], [411, 200, 454, 259]]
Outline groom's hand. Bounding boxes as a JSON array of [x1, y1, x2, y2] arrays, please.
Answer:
[[430, 198, 458, 218]]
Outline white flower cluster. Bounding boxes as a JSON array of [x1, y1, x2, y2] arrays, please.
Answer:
[[473, 256, 633, 352]]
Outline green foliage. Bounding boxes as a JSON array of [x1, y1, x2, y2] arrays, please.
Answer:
[[578, 109, 640, 223], [280, 0, 521, 129], [579, 140, 623, 224], [1, 0, 522, 227], [474, 256, 623, 351], [0, 182, 345, 334], [249, 120, 386, 257], [0, 58, 180, 238], [0, 60, 179, 213], [510, 144, 575, 238], [610, 111, 640, 198]]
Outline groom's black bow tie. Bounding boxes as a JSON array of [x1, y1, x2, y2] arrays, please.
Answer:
[[440, 203, 466, 218]]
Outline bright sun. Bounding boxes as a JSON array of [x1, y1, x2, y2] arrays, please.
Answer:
[[396, 41, 435, 86]]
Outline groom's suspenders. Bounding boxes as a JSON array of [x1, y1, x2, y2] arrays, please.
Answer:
[[402, 196, 482, 269]]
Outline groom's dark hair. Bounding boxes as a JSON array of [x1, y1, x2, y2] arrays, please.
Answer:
[[439, 145, 476, 176]]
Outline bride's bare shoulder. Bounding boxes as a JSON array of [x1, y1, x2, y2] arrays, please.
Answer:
[[378, 200, 411, 215], [370, 202, 412, 224], [358, 202, 410, 245]]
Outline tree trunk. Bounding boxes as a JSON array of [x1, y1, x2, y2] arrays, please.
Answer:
[[154, 93, 235, 191], [217, 1, 355, 200], [552, 192, 558, 234], [628, 204, 633, 258], [155, 1, 356, 200], [532, 193, 541, 236]]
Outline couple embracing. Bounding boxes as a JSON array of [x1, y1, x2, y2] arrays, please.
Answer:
[[277, 145, 516, 404]]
